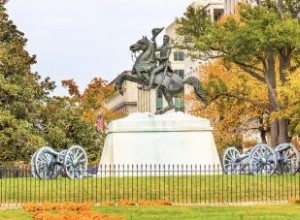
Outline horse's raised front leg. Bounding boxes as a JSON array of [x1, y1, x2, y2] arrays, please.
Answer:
[[155, 87, 175, 114], [115, 73, 141, 95], [115, 75, 126, 95]]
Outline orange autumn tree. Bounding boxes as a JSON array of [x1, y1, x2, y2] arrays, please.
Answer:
[[62, 77, 125, 124], [186, 61, 269, 151], [59, 77, 125, 161]]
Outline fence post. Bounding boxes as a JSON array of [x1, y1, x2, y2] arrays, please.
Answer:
[[0, 167, 2, 206], [137, 164, 139, 202]]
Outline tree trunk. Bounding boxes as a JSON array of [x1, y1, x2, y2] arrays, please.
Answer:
[[277, 49, 291, 144], [270, 120, 279, 146], [278, 118, 289, 143], [266, 49, 291, 146], [266, 48, 280, 147], [260, 130, 267, 143], [279, 48, 291, 82]]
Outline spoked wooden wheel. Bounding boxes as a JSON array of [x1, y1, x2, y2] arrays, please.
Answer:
[[34, 146, 61, 179], [249, 144, 277, 175], [276, 143, 300, 175], [64, 145, 88, 179], [31, 151, 38, 177], [222, 147, 241, 174]]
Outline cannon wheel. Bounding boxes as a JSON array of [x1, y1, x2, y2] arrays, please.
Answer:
[[64, 145, 88, 179], [31, 151, 38, 177], [276, 143, 300, 175], [34, 146, 60, 179], [249, 144, 277, 175], [222, 147, 241, 174]]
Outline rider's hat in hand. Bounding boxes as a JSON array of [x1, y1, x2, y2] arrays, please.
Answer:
[[151, 27, 164, 39]]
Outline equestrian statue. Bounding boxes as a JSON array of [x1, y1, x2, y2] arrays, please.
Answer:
[[115, 27, 206, 114]]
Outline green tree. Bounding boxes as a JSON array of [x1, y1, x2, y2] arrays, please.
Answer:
[[56, 77, 125, 162], [177, 2, 300, 146], [40, 96, 103, 162], [276, 69, 300, 141], [0, 0, 55, 163]]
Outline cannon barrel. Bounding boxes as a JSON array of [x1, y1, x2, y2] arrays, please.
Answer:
[[42, 147, 65, 157], [237, 153, 249, 162], [275, 143, 292, 153]]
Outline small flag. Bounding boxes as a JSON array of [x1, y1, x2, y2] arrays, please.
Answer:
[[96, 114, 104, 133]]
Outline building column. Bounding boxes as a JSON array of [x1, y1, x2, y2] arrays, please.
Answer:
[[226, 0, 231, 15], [210, 7, 214, 21], [231, 0, 235, 14]]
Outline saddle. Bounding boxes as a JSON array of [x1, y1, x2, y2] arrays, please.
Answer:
[[133, 63, 156, 74]]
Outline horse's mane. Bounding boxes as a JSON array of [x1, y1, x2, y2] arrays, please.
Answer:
[[141, 36, 152, 46], [134, 36, 155, 64]]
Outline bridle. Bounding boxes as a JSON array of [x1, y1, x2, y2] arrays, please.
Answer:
[[131, 52, 138, 62], [130, 39, 146, 62]]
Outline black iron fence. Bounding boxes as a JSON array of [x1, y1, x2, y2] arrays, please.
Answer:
[[1, 164, 300, 205]]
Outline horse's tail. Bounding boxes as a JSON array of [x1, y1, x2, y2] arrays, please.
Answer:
[[183, 76, 206, 103]]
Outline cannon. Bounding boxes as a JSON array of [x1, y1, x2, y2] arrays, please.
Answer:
[[31, 145, 88, 179], [249, 144, 277, 175], [223, 143, 300, 175], [222, 146, 249, 174], [275, 143, 300, 175], [222, 144, 277, 175]]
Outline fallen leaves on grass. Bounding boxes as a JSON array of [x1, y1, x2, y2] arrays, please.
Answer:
[[100, 200, 172, 206], [288, 197, 300, 204], [23, 203, 126, 220]]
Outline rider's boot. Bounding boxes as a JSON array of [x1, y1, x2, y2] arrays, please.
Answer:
[[144, 73, 154, 90]]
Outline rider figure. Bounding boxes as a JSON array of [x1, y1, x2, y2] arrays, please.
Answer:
[[144, 34, 172, 90]]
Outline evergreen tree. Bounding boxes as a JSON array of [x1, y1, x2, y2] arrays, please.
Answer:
[[0, 0, 55, 163]]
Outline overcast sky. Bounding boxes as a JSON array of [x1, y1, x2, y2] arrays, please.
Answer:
[[6, 0, 193, 95]]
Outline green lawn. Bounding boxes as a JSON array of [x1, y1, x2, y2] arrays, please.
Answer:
[[0, 209, 31, 220], [94, 204, 300, 220], [2, 204, 300, 220], [1, 173, 300, 204]]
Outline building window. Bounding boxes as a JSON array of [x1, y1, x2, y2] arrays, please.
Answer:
[[174, 51, 184, 61], [174, 69, 185, 78], [213, 9, 224, 21]]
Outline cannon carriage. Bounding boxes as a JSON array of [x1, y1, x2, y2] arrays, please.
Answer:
[[223, 144, 277, 175], [274, 143, 300, 175], [31, 145, 88, 179], [222, 143, 299, 175]]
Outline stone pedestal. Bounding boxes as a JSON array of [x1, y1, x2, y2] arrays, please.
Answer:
[[98, 112, 221, 168]]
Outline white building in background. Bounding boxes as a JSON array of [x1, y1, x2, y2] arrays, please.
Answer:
[[224, 0, 256, 15], [106, 71, 138, 114], [192, 0, 224, 21], [224, 0, 239, 14]]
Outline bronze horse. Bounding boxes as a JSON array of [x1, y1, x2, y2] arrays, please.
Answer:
[[115, 36, 206, 114]]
